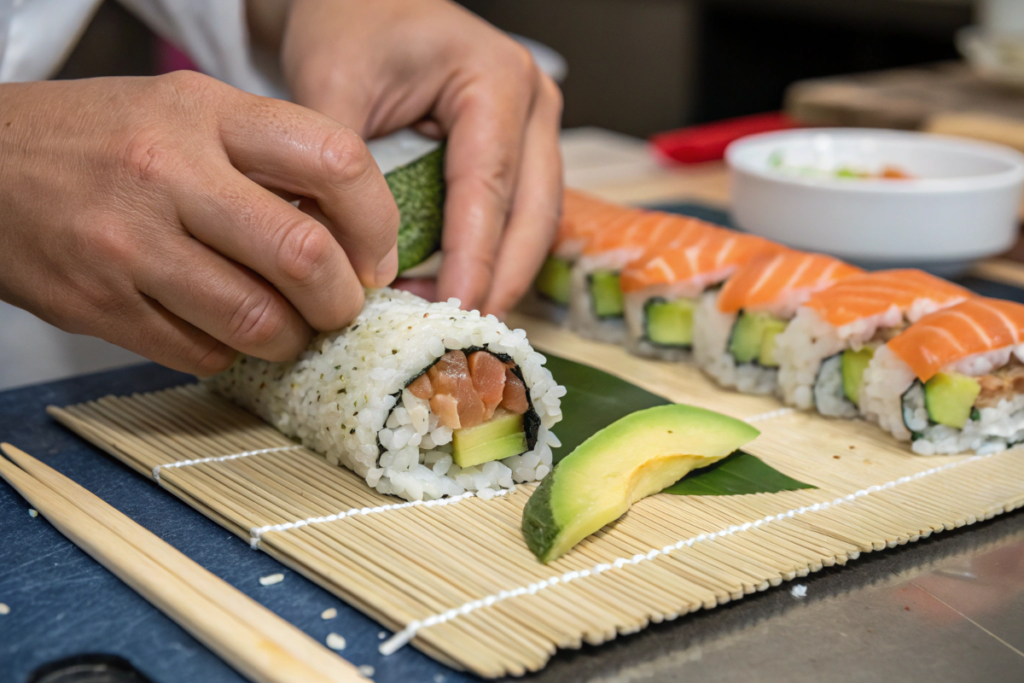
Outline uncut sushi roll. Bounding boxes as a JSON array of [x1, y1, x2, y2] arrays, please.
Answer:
[[206, 288, 564, 502], [523, 189, 622, 324], [694, 251, 862, 394], [775, 270, 971, 418], [862, 298, 1024, 455], [566, 208, 685, 344], [619, 225, 783, 361]]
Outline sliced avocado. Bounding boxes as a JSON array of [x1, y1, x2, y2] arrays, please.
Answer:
[[758, 318, 787, 367], [588, 271, 624, 319], [841, 347, 874, 406], [925, 372, 981, 429], [729, 312, 785, 365], [535, 256, 573, 306], [452, 412, 528, 468], [644, 298, 695, 347], [381, 144, 446, 273], [521, 404, 759, 563]]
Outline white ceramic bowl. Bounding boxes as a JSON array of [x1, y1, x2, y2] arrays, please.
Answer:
[[726, 129, 1024, 275]]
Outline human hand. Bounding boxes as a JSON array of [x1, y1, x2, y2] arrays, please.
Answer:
[[0, 73, 399, 375], [281, 0, 564, 316]]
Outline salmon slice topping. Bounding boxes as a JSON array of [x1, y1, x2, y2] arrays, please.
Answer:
[[717, 251, 863, 314], [415, 350, 531, 430], [582, 210, 681, 257], [802, 269, 971, 329], [888, 297, 1024, 382], [554, 190, 630, 257], [619, 227, 783, 293]]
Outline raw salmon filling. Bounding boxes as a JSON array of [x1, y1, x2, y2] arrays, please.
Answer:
[[406, 350, 529, 430]]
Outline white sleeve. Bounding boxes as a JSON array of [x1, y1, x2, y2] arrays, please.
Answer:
[[0, 0, 104, 82], [0, 0, 287, 97], [115, 0, 287, 99]]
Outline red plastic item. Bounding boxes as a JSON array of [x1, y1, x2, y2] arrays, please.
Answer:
[[650, 112, 800, 165]]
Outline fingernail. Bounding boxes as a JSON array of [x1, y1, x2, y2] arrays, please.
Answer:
[[376, 246, 399, 288]]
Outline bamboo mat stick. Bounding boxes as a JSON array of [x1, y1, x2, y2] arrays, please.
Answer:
[[0, 443, 367, 683]]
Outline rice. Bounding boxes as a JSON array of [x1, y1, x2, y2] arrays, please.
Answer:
[[693, 291, 777, 394], [206, 288, 564, 501]]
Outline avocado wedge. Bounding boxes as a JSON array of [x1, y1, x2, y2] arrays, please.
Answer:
[[521, 404, 759, 563], [925, 372, 981, 429], [841, 347, 874, 406]]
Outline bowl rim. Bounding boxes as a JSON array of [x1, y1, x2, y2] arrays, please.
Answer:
[[725, 127, 1024, 194]]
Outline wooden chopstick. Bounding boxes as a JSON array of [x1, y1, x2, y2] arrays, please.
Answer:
[[0, 443, 367, 683]]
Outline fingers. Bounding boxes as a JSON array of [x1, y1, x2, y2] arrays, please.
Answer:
[[483, 75, 564, 317], [218, 96, 400, 289], [105, 296, 238, 377], [134, 232, 315, 363], [434, 49, 539, 310], [174, 165, 365, 332]]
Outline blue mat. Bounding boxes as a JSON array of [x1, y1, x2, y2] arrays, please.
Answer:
[[1, 203, 1022, 683]]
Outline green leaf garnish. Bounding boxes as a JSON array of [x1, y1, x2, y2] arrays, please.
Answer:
[[663, 450, 815, 495]]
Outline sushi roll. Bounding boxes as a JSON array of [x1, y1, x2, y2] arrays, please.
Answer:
[[206, 288, 564, 502], [775, 270, 971, 418], [619, 225, 783, 361], [566, 208, 689, 344], [524, 189, 623, 323], [694, 251, 862, 394], [861, 298, 1024, 455]]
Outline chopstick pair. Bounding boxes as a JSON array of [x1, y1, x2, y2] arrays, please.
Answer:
[[0, 443, 368, 683]]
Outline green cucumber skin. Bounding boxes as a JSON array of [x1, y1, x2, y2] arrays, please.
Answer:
[[389, 145, 446, 272], [522, 471, 560, 562]]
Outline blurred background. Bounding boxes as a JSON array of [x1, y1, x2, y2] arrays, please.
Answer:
[[3, 0, 1024, 390]]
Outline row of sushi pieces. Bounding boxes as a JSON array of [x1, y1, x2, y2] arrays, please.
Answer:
[[526, 189, 1024, 457]]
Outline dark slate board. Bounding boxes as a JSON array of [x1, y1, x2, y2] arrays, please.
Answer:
[[1, 201, 1021, 683], [0, 364, 465, 683]]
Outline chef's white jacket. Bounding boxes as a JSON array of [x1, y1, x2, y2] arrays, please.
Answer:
[[0, 0, 284, 96]]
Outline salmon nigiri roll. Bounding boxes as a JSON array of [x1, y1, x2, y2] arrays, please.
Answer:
[[775, 270, 972, 418], [618, 226, 783, 361], [693, 251, 863, 394], [567, 210, 718, 344], [861, 298, 1024, 455], [525, 189, 627, 322]]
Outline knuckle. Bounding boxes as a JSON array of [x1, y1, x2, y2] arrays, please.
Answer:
[[318, 127, 372, 186], [159, 69, 219, 100], [87, 219, 138, 265], [121, 126, 177, 184], [503, 43, 539, 84], [227, 288, 288, 350], [275, 219, 334, 286]]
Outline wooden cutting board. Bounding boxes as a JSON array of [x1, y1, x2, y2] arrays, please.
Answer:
[[786, 62, 1024, 148]]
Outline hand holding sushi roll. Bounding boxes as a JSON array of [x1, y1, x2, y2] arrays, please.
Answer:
[[281, 0, 565, 316], [0, 74, 400, 375]]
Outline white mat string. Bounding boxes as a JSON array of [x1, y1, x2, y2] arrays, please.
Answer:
[[151, 446, 303, 483], [379, 448, 1001, 655], [249, 488, 513, 548]]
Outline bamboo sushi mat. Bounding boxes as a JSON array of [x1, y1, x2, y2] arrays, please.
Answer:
[[48, 313, 1024, 678]]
